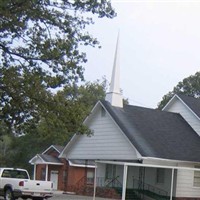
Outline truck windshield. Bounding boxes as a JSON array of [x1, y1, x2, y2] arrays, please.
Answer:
[[2, 169, 29, 179]]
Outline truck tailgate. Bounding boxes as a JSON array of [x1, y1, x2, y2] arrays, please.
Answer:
[[23, 180, 52, 192]]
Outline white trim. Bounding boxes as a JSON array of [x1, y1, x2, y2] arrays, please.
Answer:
[[68, 160, 96, 168]]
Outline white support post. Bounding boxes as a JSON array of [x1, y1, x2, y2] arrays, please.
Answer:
[[170, 168, 174, 200], [33, 164, 36, 180], [122, 164, 128, 200], [93, 163, 97, 200], [45, 164, 49, 181]]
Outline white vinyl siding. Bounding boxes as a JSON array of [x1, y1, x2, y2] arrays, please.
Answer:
[[164, 98, 200, 136], [66, 105, 139, 160], [193, 166, 200, 187], [175, 163, 200, 198]]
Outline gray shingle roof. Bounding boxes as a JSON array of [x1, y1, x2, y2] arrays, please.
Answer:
[[101, 100, 200, 162], [177, 94, 200, 118]]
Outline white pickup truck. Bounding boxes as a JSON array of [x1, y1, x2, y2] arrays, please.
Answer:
[[0, 168, 53, 200]]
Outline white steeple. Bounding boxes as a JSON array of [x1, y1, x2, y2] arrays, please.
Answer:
[[105, 33, 123, 108]]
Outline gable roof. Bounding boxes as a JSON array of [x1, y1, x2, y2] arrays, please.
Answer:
[[101, 100, 200, 162]]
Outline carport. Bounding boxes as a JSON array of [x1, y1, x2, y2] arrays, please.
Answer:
[[93, 160, 200, 200]]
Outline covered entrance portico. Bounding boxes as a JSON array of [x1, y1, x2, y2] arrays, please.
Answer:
[[29, 154, 63, 182], [93, 160, 200, 200]]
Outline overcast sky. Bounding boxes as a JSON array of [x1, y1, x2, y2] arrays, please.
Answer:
[[83, 0, 200, 108]]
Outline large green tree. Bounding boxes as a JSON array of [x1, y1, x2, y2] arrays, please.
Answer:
[[0, 0, 115, 135], [158, 71, 200, 109]]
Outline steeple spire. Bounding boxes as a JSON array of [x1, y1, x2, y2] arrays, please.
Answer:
[[105, 33, 123, 108]]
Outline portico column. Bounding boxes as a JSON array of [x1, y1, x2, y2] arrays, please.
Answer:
[[33, 164, 37, 180], [46, 164, 49, 181], [122, 164, 128, 200], [170, 168, 174, 200], [93, 163, 97, 200]]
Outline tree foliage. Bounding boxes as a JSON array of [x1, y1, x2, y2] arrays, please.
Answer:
[[26, 79, 107, 143], [0, 0, 116, 135], [158, 71, 200, 109], [0, 80, 107, 169]]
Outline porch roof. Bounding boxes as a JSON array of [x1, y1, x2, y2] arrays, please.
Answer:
[[101, 100, 200, 162], [29, 154, 63, 165]]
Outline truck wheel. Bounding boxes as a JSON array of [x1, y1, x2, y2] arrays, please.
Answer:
[[4, 188, 15, 200]]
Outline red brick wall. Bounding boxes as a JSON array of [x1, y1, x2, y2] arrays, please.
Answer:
[[35, 164, 46, 180], [68, 166, 85, 185]]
